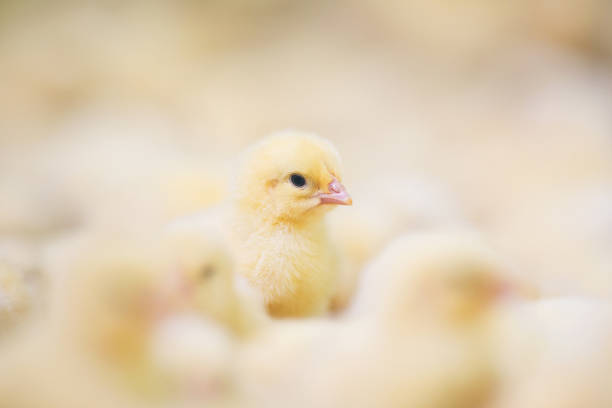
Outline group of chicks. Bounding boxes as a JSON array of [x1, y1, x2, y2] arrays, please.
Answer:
[[1, 130, 612, 408]]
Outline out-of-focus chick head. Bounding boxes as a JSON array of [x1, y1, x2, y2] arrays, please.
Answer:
[[358, 231, 509, 326], [162, 227, 249, 335], [235, 130, 352, 223]]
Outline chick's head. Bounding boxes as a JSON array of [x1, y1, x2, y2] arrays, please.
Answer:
[[161, 229, 243, 333], [365, 232, 508, 326], [235, 130, 352, 224]]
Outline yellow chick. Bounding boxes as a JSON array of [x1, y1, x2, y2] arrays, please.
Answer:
[[42, 235, 172, 395], [162, 224, 266, 337], [328, 176, 466, 312], [304, 231, 509, 408], [32, 228, 248, 407], [0, 320, 154, 408], [224, 130, 352, 318], [351, 230, 509, 324], [0, 236, 163, 408]]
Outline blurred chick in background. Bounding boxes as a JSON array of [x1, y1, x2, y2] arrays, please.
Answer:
[[350, 231, 515, 322], [289, 231, 508, 408], [0, 236, 164, 408], [162, 224, 266, 337], [328, 176, 467, 311], [4, 229, 244, 407]]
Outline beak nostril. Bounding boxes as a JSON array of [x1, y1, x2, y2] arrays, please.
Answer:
[[318, 177, 352, 205], [329, 179, 341, 193]]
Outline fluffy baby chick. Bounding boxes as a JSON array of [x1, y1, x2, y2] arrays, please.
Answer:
[[351, 230, 509, 325], [162, 224, 266, 337], [46, 228, 251, 406], [294, 231, 509, 408], [186, 130, 351, 318], [0, 235, 170, 408], [43, 235, 172, 394]]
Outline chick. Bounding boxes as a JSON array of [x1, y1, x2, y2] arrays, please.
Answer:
[[162, 224, 266, 337], [0, 235, 163, 408], [25, 230, 243, 406], [230, 130, 352, 318], [178, 130, 352, 318], [43, 234, 171, 395], [328, 176, 466, 311], [350, 230, 509, 323], [293, 231, 508, 408]]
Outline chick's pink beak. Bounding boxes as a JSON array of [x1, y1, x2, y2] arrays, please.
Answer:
[[318, 177, 352, 206]]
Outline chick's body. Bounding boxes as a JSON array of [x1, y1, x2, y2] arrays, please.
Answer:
[[225, 131, 351, 317], [232, 211, 337, 317]]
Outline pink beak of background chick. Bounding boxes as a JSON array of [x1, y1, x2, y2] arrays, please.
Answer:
[[318, 177, 352, 205]]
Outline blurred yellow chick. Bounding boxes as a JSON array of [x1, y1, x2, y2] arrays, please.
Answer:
[[308, 231, 511, 408], [230, 130, 352, 317], [162, 224, 266, 337], [328, 176, 466, 311], [0, 236, 166, 408], [42, 235, 172, 396], [6, 229, 246, 408], [351, 230, 510, 324]]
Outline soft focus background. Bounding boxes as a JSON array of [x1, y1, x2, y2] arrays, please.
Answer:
[[1, 0, 612, 406]]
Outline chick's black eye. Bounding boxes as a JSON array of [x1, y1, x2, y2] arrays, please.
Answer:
[[200, 264, 216, 280], [290, 173, 306, 188]]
